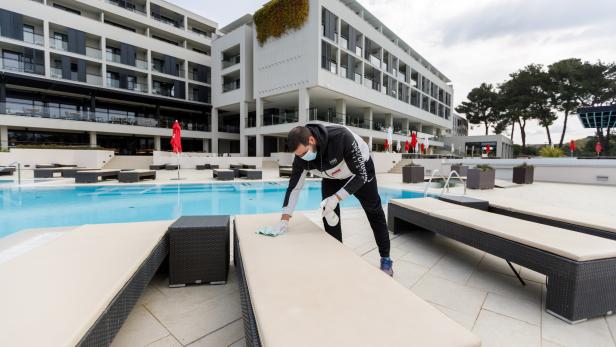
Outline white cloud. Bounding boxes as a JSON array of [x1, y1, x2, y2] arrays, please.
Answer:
[[169, 0, 615, 144]]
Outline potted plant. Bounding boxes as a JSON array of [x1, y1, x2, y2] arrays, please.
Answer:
[[467, 164, 495, 189], [512, 162, 534, 184], [450, 163, 468, 176], [402, 161, 424, 183]]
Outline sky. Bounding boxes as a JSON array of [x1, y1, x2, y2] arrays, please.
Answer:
[[169, 0, 616, 145]]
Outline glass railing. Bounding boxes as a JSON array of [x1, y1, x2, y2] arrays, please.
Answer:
[[135, 59, 148, 69], [354, 73, 362, 84], [324, 61, 337, 74], [151, 15, 184, 29], [245, 117, 256, 128], [321, 25, 338, 43], [308, 108, 344, 125], [369, 55, 381, 67], [189, 71, 209, 83], [105, 0, 147, 16], [106, 79, 148, 92], [219, 125, 240, 133], [86, 74, 103, 85], [346, 118, 371, 129], [188, 93, 209, 103], [51, 68, 102, 85], [355, 46, 362, 57], [152, 87, 179, 98], [152, 65, 185, 77], [340, 36, 348, 50], [0, 101, 210, 131], [222, 55, 240, 69], [0, 57, 45, 75], [0, 28, 44, 45], [50, 38, 102, 59], [106, 52, 148, 69], [222, 80, 240, 93], [263, 111, 298, 126]]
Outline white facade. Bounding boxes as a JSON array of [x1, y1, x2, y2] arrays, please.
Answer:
[[211, 0, 454, 157]]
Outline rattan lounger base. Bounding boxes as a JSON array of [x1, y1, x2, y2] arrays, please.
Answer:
[[233, 228, 262, 347], [388, 203, 616, 323], [78, 234, 169, 346]]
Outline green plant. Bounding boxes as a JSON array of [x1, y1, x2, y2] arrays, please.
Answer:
[[515, 162, 534, 168], [538, 146, 565, 157], [254, 0, 309, 46], [474, 164, 494, 171]]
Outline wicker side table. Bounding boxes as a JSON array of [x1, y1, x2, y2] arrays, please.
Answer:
[[169, 216, 230, 287]]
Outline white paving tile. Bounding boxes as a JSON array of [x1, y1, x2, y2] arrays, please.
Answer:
[[229, 337, 247, 347], [392, 259, 429, 288], [411, 274, 487, 317], [483, 292, 541, 326], [472, 309, 541, 347], [428, 249, 483, 284], [188, 319, 244, 347], [607, 314, 616, 345], [467, 269, 542, 303], [147, 334, 182, 347], [433, 303, 479, 330], [111, 306, 169, 347], [542, 310, 615, 347]]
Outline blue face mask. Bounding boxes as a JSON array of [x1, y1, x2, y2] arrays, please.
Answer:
[[301, 147, 317, 161]]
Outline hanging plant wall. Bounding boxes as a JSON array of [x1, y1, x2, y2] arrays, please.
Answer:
[[254, 0, 309, 46]]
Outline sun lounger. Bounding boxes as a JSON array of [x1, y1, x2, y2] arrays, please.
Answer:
[[0, 166, 15, 176], [233, 213, 480, 347], [34, 167, 77, 178], [118, 170, 156, 183], [60, 167, 98, 178], [196, 164, 220, 170], [165, 164, 179, 170], [149, 164, 168, 170], [388, 197, 616, 323], [36, 164, 57, 169], [242, 164, 257, 169], [229, 164, 243, 177], [75, 169, 120, 183], [488, 197, 616, 240], [279, 166, 292, 177], [0, 221, 171, 346], [239, 169, 262, 180], [213, 169, 234, 181]]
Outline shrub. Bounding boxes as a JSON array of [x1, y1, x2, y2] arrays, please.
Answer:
[[254, 0, 310, 46], [474, 164, 494, 171], [538, 146, 565, 158]]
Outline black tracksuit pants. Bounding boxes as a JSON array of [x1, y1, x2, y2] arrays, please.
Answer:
[[321, 159, 391, 258]]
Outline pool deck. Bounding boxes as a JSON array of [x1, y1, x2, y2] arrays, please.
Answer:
[[2, 168, 616, 347]]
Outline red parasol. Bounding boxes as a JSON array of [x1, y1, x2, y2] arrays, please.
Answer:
[[410, 132, 418, 152], [404, 140, 410, 153], [420, 143, 425, 154], [569, 139, 576, 153], [596, 141, 603, 155], [384, 139, 389, 152], [171, 120, 182, 153], [485, 144, 491, 156]]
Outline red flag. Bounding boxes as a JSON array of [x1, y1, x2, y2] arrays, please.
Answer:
[[410, 132, 418, 152], [420, 143, 425, 154], [596, 141, 603, 155], [485, 144, 491, 155], [569, 139, 576, 153], [404, 140, 410, 153], [383, 139, 389, 151], [170, 120, 182, 153]]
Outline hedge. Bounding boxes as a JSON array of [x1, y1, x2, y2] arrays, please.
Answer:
[[254, 0, 309, 46]]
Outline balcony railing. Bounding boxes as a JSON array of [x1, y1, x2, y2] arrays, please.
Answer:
[[152, 64, 185, 77], [152, 86, 180, 98], [0, 27, 44, 45], [189, 71, 210, 84], [321, 25, 338, 43], [222, 55, 240, 69], [0, 57, 45, 75], [308, 108, 344, 125], [346, 118, 371, 130], [222, 80, 240, 93], [263, 111, 298, 126], [106, 79, 148, 92], [105, 0, 146, 16], [50, 38, 102, 59], [188, 93, 210, 103], [106, 52, 148, 69], [151, 14, 184, 29], [51, 67, 102, 85], [0, 101, 210, 131], [245, 117, 256, 128], [219, 124, 240, 133], [369, 55, 381, 68]]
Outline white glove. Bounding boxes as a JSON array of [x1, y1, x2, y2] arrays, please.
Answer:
[[273, 220, 289, 234], [321, 195, 340, 217]]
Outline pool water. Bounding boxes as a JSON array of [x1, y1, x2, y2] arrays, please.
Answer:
[[0, 181, 423, 237]]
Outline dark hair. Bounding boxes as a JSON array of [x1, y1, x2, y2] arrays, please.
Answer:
[[287, 126, 312, 152]]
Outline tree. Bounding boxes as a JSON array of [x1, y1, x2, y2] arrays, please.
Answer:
[[455, 83, 500, 135], [547, 59, 584, 147], [529, 66, 558, 145]]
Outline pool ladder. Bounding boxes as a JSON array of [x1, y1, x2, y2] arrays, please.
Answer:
[[4, 161, 21, 185], [423, 169, 466, 197]]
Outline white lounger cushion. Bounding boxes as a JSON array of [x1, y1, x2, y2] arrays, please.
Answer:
[[235, 213, 480, 347], [0, 220, 171, 347], [396, 198, 616, 262], [489, 197, 616, 234]]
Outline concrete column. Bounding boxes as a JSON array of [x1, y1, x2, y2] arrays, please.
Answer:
[[256, 135, 264, 157], [154, 136, 161, 151], [211, 108, 219, 154], [0, 126, 8, 150], [335, 99, 346, 125], [43, 20, 50, 78], [363, 107, 373, 129], [256, 97, 264, 128], [89, 132, 97, 148], [239, 102, 248, 156], [100, 37, 107, 87], [298, 88, 310, 124], [146, 50, 153, 94]]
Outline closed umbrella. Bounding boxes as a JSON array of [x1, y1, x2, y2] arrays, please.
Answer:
[[170, 120, 182, 180], [396, 139, 401, 153], [383, 139, 389, 152], [596, 141, 603, 156], [404, 140, 410, 153], [420, 143, 425, 154], [485, 144, 491, 157], [451, 143, 455, 153], [368, 136, 373, 152], [569, 139, 576, 157], [387, 126, 393, 153], [410, 132, 418, 153], [424, 137, 430, 154]]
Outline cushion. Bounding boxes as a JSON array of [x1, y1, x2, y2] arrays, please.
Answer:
[[0, 221, 171, 346], [234, 213, 480, 347]]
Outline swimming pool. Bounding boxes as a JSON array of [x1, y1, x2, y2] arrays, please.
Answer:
[[0, 181, 423, 237]]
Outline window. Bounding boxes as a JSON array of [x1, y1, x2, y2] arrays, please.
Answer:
[[127, 75, 137, 89], [52, 3, 81, 15]]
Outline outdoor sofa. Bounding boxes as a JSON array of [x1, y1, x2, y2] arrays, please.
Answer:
[[75, 169, 121, 183], [118, 170, 156, 183], [387, 197, 616, 323], [149, 164, 168, 170], [487, 197, 616, 241], [0, 221, 171, 346], [34, 167, 82, 178], [61, 167, 98, 178], [0, 166, 15, 176], [233, 213, 481, 347], [238, 169, 262, 180], [196, 164, 220, 170], [213, 169, 234, 181]]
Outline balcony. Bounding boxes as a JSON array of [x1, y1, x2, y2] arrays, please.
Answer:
[[105, 0, 146, 16], [369, 55, 381, 68], [308, 108, 344, 125], [222, 55, 240, 69], [50, 67, 103, 85], [151, 15, 184, 29], [106, 78, 148, 93], [49, 38, 102, 59], [222, 80, 240, 93], [0, 56, 44, 75], [219, 124, 240, 133], [263, 111, 298, 126], [106, 52, 148, 70], [152, 63, 185, 78], [0, 27, 44, 46], [189, 71, 210, 84]]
